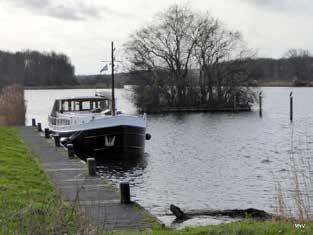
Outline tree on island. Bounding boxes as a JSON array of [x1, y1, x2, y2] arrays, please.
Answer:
[[124, 4, 256, 112]]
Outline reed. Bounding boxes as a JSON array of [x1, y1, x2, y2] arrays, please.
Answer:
[[274, 127, 313, 222], [0, 84, 26, 125]]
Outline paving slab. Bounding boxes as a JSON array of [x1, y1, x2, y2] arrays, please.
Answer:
[[18, 126, 157, 232]]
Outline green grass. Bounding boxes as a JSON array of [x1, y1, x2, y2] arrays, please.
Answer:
[[109, 220, 313, 235], [0, 126, 79, 234]]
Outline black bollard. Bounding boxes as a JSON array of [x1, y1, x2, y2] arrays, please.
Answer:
[[87, 158, 96, 176], [145, 133, 152, 141], [37, 123, 42, 132], [120, 182, 131, 204], [44, 128, 50, 139], [53, 134, 60, 147], [290, 92, 293, 122], [67, 144, 75, 159], [259, 92, 263, 117], [32, 118, 36, 127]]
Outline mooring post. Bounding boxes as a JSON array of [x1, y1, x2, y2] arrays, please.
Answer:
[[44, 128, 50, 138], [67, 144, 75, 159], [233, 95, 237, 113], [290, 92, 293, 122], [87, 158, 96, 176], [120, 182, 131, 204], [37, 123, 42, 132], [32, 118, 36, 127], [259, 92, 263, 117], [53, 134, 60, 147]]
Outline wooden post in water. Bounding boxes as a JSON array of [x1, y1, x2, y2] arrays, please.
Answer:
[[259, 92, 263, 117], [37, 123, 42, 132], [233, 94, 237, 113], [44, 128, 50, 138], [32, 118, 36, 127], [87, 158, 96, 176], [67, 144, 75, 159], [120, 182, 131, 204], [53, 134, 60, 147], [290, 92, 293, 122]]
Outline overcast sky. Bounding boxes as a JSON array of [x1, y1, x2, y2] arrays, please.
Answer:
[[0, 0, 312, 74]]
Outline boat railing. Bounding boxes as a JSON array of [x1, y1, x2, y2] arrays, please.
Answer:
[[48, 113, 147, 132], [48, 116, 73, 131]]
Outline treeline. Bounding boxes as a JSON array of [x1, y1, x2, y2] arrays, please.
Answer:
[[76, 73, 128, 88], [248, 50, 313, 85], [125, 55, 313, 87], [0, 50, 76, 88]]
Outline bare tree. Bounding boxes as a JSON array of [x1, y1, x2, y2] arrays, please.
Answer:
[[125, 4, 206, 106], [194, 13, 254, 106], [125, 4, 255, 111]]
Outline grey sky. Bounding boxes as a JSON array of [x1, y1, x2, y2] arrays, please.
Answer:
[[0, 0, 312, 74]]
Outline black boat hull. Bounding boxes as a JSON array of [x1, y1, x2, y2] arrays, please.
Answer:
[[58, 125, 146, 160]]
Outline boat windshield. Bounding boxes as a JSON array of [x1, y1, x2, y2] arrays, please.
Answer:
[[56, 98, 111, 113]]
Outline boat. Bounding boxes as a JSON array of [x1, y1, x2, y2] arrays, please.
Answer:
[[47, 42, 149, 160]]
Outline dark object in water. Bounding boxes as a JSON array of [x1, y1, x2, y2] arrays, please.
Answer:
[[170, 205, 190, 220], [145, 133, 152, 140], [170, 204, 272, 222]]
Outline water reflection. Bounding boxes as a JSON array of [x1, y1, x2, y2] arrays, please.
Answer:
[[97, 153, 148, 186]]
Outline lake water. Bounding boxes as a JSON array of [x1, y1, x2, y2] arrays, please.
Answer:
[[25, 87, 313, 224]]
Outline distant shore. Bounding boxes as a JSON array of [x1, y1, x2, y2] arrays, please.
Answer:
[[24, 84, 123, 90], [23, 80, 313, 90], [256, 80, 313, 87]]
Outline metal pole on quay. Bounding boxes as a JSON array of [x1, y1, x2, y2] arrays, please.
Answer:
[[67, 144, 75, 159], [37, 122, 42, 132], [44, 128, 50, 138], [87, 158, 97, 176], [32, 118, 36, 127], [53, 134, 60, 147], [120, 182, 131, 204], [290, 92, 293, 122]]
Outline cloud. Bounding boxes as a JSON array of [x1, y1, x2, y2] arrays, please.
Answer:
[[3, 0, 130, 21], [242, 0, 313, 14]]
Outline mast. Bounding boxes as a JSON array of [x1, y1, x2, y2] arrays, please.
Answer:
[[111, 41, 116, 116]]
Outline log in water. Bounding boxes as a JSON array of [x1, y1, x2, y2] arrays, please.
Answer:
[[170, 204, 272, 222]]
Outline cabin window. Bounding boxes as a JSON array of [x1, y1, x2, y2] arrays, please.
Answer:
[[82, 101, 91, 111], [75, 101, 80, 111], [100, 101, 106, 109], [62, 102, 69, 112], [95, 101, 99, 109]]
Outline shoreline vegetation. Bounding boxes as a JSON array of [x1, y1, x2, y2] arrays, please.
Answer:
[[0, 127, 80, 234], [23, 79, 313, 90], [0, 84, 25, 125]]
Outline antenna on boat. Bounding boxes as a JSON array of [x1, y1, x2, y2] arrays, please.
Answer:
[[111, 41, 116, 116], [100, 42, 123, 116]]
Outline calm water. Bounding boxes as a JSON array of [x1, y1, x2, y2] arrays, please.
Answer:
[[25, 87, 313, 222]]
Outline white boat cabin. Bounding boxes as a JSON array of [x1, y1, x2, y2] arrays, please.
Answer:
[[48, 95, 116, 130], [51, 97, 112, 116], [48, 93, 146, 133]]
